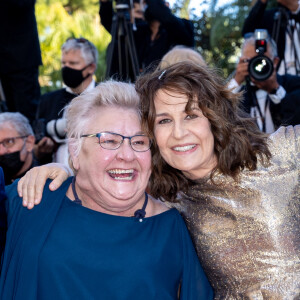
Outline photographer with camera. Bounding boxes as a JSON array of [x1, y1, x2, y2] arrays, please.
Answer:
[[242, 0, 300, 75], [34, 38, 98, 166], [229, 30, 300, 133], [100, 0, 194, 78]]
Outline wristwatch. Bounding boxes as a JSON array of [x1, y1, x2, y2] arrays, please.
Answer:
[[268, 85, 286, 104]]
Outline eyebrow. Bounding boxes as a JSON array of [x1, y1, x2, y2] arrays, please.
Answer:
[[155, 113, 170, 117]]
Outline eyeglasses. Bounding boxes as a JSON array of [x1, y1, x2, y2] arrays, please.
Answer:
[[0, 136, 28, 149], [81, 132, 152, 152]]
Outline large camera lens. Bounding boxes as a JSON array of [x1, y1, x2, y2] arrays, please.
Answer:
[[248, 55, 274, 81]]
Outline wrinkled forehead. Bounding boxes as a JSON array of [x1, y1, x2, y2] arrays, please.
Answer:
[[84, 106, 142, 132], [0, 122, 17, 133]]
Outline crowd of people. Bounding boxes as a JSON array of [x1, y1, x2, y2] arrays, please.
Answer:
[[0, 0, 299, 298]]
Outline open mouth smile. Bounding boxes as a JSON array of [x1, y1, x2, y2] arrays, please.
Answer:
[[172, 144, 196, 152], [108, 169, 135, 180]]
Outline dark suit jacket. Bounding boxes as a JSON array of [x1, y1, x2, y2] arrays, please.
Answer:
[[0, 0, 42, 74], [241, 74, 300, 129], [242, 0, 300, 64], [0, 167, 7, 263]]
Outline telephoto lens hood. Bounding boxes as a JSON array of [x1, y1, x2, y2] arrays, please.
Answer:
[[46, 118, 67, 143], [248, 54, 274, 81]]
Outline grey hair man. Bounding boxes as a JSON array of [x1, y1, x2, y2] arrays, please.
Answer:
[[34, 38, 99, 166], [0, 112, 36, 184], [229, 32, 300, 133]]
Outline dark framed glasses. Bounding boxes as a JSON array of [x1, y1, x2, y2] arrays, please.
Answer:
[[0, 136, 28, 149], [81, 132, 152, 152]]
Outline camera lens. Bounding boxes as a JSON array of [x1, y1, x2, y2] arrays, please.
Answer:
[[248, 55, 274, 81]]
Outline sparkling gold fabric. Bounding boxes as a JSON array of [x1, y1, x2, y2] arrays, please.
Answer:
[[171, 126, 300, 299]]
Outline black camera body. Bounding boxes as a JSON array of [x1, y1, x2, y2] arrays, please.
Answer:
[[248, 29, 274, 81]]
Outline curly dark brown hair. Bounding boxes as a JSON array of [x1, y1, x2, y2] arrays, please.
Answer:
[[135, 62, 271, 202]]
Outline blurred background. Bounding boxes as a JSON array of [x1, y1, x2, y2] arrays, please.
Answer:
[[36, 0, 278, 93]]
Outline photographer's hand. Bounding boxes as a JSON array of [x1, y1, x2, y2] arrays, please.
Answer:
[[234, 57, 250, 85], [252, 68, 279, 93], [34, 137, 55, 160]]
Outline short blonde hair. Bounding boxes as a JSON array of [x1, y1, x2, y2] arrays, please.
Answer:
[[158, 46, 206, 70], [66, 80, 140, 158]]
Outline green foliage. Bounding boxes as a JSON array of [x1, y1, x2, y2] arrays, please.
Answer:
[[36, 0, 111, 93], [36, 0, 260, 88], [191, 0, 252, 78]]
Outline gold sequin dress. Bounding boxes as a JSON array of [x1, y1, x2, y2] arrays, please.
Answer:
[[171, 126, 300, 299]]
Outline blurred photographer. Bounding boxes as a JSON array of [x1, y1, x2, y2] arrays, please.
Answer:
[[100, 0, 194, 77], [229, 31, 300, 133], [34, 38, 98, 165], [242, 0, 300, 75]]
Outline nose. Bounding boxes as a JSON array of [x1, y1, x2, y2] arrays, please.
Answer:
[[116, 139, 136, 161], [172, 120, 187, 139]]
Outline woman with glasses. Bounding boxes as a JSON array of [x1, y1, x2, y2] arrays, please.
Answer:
[[20, 62, 300, 297], [0, 81, 213, 299]]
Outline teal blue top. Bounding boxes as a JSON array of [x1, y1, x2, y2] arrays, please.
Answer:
[[0, 178, 213, 299]]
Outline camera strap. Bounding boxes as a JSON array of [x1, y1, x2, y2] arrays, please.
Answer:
[[251, 87, 270, 133]]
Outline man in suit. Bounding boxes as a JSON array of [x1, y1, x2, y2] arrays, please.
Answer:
[[242, 0, 300, 75], [229, 33, 300, 132], [0, 0, 42, 123], [0, 167, 6, 265]]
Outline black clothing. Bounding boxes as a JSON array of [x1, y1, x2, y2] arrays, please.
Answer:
[[36, 88, 76, 124], [0, 68, 40, 123], [242, 0, 300, 71], [34, 88, 76, 164], [0, 167, 6, 264], [100, 0, 194, 77], [241, 74, 300, 129], [0, 0, 42, 123]]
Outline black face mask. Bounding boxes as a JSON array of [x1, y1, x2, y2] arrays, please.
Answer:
[[62, 65, 91, 89], [0, 151, 25, 184]]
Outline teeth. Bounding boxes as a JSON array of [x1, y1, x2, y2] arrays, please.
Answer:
[[113, 176, 133, 180], [173, 145, 196, 152], [108, 169, 134, 174]]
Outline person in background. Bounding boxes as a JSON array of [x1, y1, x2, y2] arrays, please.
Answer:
[[0, 167, 6, 261], [0, 81, 213, 299], [0, 112, 37, 185], [158, 45, 206, 69], [0, 0, 42, 123], [34, 38, 98, 166], [242, 0, 300, 75], [20, 62, 300, 297], [228, 33, 300, 132], [100, 0, 194, 78]]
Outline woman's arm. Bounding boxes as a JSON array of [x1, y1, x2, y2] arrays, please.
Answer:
[[17, 163, 71, 209]]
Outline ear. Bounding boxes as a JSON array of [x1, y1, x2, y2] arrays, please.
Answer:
[[88, 63, 96, 75], [273, 56, 280, 69], [25, 135, 35, 152], [68, 142, 80, 171]]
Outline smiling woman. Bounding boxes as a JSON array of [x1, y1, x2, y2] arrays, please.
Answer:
[[135, 61, 300, 297], [0, 81, 213, 299]]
